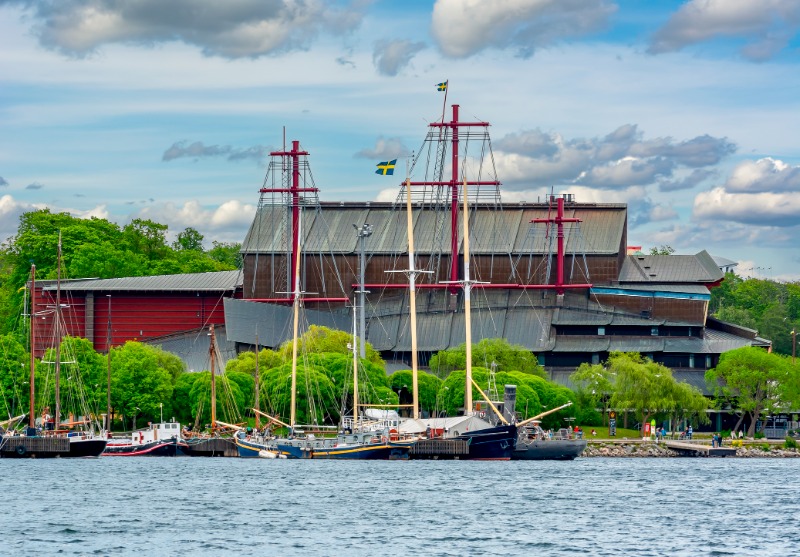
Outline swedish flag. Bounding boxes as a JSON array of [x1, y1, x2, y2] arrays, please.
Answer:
[[437, 82, 447, 91], [375, 159, 397, 176]]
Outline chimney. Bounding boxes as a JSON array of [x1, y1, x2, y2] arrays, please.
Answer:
[[503, 385, 517, 424]]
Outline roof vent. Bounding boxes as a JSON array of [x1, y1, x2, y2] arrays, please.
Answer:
[[649, 273, 657, 277], [637, 256, 645, 260]]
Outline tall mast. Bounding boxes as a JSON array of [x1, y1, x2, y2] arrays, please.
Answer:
[[352, 301, 359, 429], [29, 265, 36, 430], [54, 231, 63, 431], [289, 210, 302, 429], [254, 332, 260, 430], [462, 180, 473, 414], [406, 180, 420, 420], [106, 295, 112, 432], [210, 324, 216, 429]]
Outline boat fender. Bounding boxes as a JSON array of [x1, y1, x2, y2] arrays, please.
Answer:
[[381, 435, 388, 444], [138, 432, 144, 444], [15, 445, 26, 456]]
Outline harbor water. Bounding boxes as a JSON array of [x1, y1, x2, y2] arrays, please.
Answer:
[[4, 457, 799, 556]]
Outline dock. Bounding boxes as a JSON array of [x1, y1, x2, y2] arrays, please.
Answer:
[[0, 436, 71, 457], [664, 441, 737, 457], [409, 439, 470, 459]]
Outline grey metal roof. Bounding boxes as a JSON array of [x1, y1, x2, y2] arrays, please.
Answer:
[[618, 251, 723, 283], [44, 270, 242, 292], [608, 337, 665, 352], [552, 337, 610, 352], [242, 202, 627, 256], [223, 297, 350, 348], [503, 308, 554, 351], [553, 308, 613, 326], [449, 308, 507, 346], [146, 326, 237, 374], [672, 371, 710, 394]]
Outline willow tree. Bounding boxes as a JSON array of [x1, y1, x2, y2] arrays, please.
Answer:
[[706, 346, 794, 437]]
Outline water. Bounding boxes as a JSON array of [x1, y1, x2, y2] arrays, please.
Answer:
[[3, 457, 799, 556]]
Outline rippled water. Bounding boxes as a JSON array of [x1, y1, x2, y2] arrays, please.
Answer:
[[3, 457, 799, 556]]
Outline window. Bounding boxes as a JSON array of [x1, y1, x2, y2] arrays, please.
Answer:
[[598, 326, 605, 336], [592, 353, 600, 365], [689, 354, 695, 368], [651, 327, 659, 336]]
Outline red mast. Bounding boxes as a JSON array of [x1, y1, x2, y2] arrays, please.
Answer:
[[530, 194, 590, 294], [253, 139, 348, 304], [408, 104, 501, 288]]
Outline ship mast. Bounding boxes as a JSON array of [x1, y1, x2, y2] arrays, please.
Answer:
[[210, 324, 216, 430], [254, 332, 260, 430], [289, 210, 302, 430], [54, 231, 63, 431], [29, 265, 36, 430], [352, 301, 359, 429]]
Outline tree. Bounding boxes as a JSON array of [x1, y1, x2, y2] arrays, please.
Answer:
[[429, 338, 546, 379], [570, 363, 615, 425], [389, 369, 442, 416], [649, 245, 675, 255], [0, 333, 30, 419], [208, 241, 242, 268], [706, 346, 793, 436], [607, 352, 709, 434], [110, 341, 175, 428], [173, 227, 204, 252]]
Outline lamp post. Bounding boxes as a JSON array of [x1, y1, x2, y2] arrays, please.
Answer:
[[792, 329, 796, 366], [133, 407, 140, 430], [353, 223, 373, 358]]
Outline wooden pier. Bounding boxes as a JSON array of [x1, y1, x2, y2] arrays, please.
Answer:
[[665, 441, 737, 457], [409, 439, 469, 459], [182, 437, 238, 457], [1, 436, 71, 457]]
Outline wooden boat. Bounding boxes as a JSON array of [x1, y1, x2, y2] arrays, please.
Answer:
[[103, 421, 185, 457]]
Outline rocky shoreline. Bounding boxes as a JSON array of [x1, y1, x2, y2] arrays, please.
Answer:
[[583, 442, 800, 458]]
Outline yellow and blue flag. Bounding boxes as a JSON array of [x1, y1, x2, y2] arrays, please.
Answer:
[[437, 82, 447, 91], [375, 159, 397, 176]]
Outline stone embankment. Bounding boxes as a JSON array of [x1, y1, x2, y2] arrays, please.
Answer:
[[583, 442, 800, 458]]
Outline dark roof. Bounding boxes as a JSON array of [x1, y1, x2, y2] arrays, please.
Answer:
[[42, 270, 242, 293], [618, 251, 723, 283], [241, 202, 627, 256]]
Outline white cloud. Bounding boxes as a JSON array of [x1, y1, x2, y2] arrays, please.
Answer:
[[11, 0, 368, 58], [431, 0, 615, 58], [130, 199, 257, 239], [372, 39, 426, 76], [354, 137, 411, 160], [693, 187, 800, 227], [724, 157, 800, 193], [649, 0, 800, 61]]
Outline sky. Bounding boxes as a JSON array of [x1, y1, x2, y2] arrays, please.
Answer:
[[1, 0, 800, 281]]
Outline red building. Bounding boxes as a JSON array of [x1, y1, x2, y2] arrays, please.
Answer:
[[31, 270, 241, 355]]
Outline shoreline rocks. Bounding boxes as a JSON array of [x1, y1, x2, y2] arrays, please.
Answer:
[[582, 442, 800, 458]]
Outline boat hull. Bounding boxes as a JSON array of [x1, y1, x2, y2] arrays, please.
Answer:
[[180, 437, 236, 457], [103, 439, 183, 456], [454, 424, 517, 460], [277, 442, 409, 460], [511, 438, 587, 460]]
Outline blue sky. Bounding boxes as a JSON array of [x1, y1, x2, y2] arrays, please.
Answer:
[[1, 0, 800, 280]]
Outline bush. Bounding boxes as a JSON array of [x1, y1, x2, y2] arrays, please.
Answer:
[[759, 443, 770, 452], [785, 436, 798, 449], [755, 432, 765, 439], [731, 439, 743, 448]]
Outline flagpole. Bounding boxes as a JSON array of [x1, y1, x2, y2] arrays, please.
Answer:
[[441, 79, 449, 124]]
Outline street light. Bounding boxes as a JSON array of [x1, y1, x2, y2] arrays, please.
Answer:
[[133, 406, 141, 430], [792, 329, 796, 366], [353, 223, 373, 359]]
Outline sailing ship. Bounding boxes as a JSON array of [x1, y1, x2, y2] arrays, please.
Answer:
[[235, 141, 409, 460], [392, 176, 517, 460], [0, 236, 107, 458], [181, 324, 239, 456]]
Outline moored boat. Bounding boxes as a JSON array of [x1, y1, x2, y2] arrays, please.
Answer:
[[103, 421, 185, 456]]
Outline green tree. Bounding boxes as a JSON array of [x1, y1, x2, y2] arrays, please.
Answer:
[[173, 227, 205, 251], [429, 338, 545, 379], [208, 241, 242, 268], [649, 245, 675, 255], [570, 362, 614, 424], [706, 346, 792, 436], [0, 333, 30, 419], [389, 369, 443, 416], [111, 341, 175, 429]]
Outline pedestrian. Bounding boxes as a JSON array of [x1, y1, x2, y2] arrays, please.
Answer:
[[738, 429, 743, 439], [687, 425, 693, 440]]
